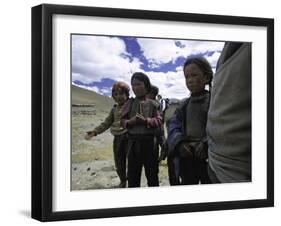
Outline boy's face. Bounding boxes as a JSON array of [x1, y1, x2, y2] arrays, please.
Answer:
[[112, 89, 127, 106], [184, 63, 208, 95], [131, 78, 146, 98]]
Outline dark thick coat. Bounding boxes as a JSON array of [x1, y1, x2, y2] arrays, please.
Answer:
[[207, 42, 252, 183], [167, 92, 210, 184]]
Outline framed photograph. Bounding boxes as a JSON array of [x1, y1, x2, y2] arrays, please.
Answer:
[[32, 4, 274, 221]]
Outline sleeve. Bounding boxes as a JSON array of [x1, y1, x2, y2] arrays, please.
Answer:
[[166, 110, 186, 156], [146, 108, 162, 128], [121, 99, 132, 129], [92, 107, 114, 135], [157, 124, 166, 146]]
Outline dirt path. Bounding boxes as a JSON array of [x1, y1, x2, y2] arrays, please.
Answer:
[[71, 160, 169, 190]]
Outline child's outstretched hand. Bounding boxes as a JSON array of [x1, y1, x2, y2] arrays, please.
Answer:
[[84, 131, 97, 140]]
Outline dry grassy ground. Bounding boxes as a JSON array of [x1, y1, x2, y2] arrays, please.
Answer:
[[71, 106, 170, 190], [71, 85, 172, 190]]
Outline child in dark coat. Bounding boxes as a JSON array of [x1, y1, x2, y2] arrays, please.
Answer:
[[167, 57, 213, 185], [121, 72, 161, 187]]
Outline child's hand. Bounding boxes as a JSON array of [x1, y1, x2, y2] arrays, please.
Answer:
[[158, 143, 168, 162], [178, 142, 193, 158], [126, 116, 137, 127], [194, 141, 208, 161], [84, 131, 96, 140], [158, 150, 167, 162], [127, 115, 146, 127], [136, 113, 146, 124]]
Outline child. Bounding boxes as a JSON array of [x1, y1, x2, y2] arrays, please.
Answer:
[[121, 72, 161, 187], [167, 57, 213, 185], [146, 85, 167, 163], [85, 82, 130, 188]]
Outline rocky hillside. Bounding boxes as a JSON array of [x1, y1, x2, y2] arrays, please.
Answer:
[[72, 84, 114, 109]]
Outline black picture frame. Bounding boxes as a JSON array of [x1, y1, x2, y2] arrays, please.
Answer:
[[32, 3, 274, 222]]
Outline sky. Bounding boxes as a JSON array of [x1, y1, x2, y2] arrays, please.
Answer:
[[72, 35, 225, 99]]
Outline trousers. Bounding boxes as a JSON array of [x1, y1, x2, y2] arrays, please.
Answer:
[[127, 135, 159, 187]]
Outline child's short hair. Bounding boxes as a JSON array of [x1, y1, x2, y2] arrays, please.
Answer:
[[112, 81, 130, 98], [183, 57, 213, 85], [131, 72, 151, 93], [149, 85, 159, 97]]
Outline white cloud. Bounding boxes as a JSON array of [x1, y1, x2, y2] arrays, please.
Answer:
[[72, 35, 142, 84], [179, 40, 224, 56], [137, 38, 182, 66], [137, 38, 224, 69], [204, 51, 222, 68], [176, 65, 183, 72], [72, 72, 93, 84], [100, 87, 112, 95], [145, 70, 189, 100]]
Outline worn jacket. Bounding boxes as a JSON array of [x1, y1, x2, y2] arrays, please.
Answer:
[[121, 97, 161, 136], [167, 91, 210, 156], [92, 104, 127, 136]]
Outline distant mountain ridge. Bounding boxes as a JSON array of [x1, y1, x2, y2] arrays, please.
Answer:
[[72, 85, 115, 110]]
